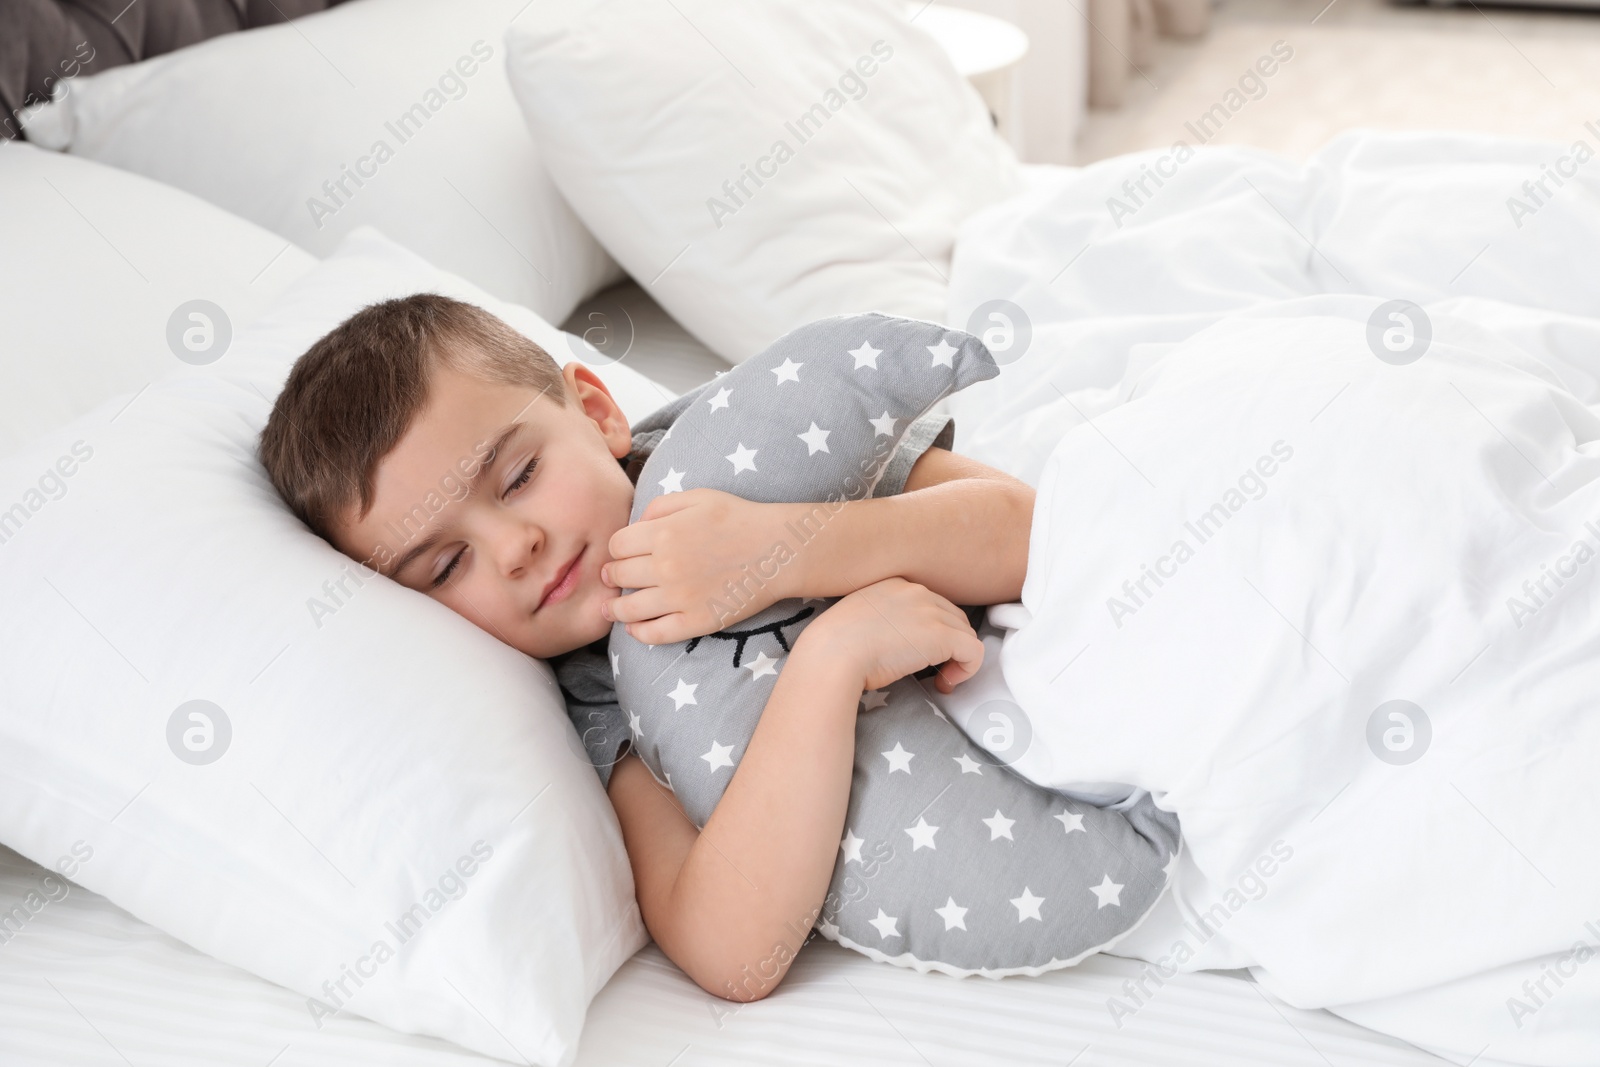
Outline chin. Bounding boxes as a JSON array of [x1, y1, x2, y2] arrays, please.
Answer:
[[560, 606, 613, 655]]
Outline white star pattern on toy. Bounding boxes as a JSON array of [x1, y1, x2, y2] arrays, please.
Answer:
[[953, 753, 983, 775], [881, 742, 914, 774], [927, 338, 958, 368], [668, 678, 698, 710], [610, 650, 620, 676], [869, 411, 898, 437], [1010, 886, 1045, 922], [868, 908, 901, 940], [860, 689, 889, 711], [797, 422, 831, 455], [1091, 874, 1124, 908], [706, 386, 732, 412], [848, 341, 881, 370], [1162, 851, 1180, 882], [840, 829, 865, 864], [701, 740, 735, 772], [658, 467, 685, 494], [818, 916, 841, 939], [934, 897, 968, 931], [771, 358, 803, 384], [725, 443, 758, 474], [982, 809, 1016, 841], [627, 709, 643, 739], [744, 650, 780, 680], [904, 816, 939, 851], [1053, 809, 1085, 835]]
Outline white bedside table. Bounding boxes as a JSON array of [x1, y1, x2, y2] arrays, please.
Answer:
[[905, 3, 1030, 151]]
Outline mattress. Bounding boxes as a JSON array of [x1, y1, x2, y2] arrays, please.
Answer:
[[0, 844, 1449, 1066]]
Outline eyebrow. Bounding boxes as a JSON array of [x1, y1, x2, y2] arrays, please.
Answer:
[[380, 421, 523, 581]]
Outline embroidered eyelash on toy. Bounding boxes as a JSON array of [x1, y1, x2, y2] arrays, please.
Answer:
[[610, 312, 1181, 978]]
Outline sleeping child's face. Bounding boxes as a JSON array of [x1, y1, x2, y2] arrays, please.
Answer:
[[329, 359, 636, 660]]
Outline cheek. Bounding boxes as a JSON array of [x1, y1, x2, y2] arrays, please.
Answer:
[[574, 453, 636, 526], [547, 464, 608, 524], [438, 585, 487, 632]]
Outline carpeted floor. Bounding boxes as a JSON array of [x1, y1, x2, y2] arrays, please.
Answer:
[[1075, 0, 1600, 162]]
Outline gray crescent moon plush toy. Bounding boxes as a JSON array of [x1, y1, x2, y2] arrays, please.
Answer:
[[612, 312, 1181, 978]]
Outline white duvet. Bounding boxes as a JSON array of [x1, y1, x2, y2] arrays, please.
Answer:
[[946, 132, 1600, 1066]]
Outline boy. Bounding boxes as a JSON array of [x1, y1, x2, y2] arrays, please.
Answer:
[[259, 294, 1033, 1003]]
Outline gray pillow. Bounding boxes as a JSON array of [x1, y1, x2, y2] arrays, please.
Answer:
[[612, 312, 1181, 977]]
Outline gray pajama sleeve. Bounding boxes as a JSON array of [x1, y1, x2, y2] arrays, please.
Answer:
[[874, 411, 955, 498]]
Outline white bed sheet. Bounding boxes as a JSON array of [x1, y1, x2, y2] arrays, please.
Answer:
[[945, 131, 1600, 1066], [0, 845, 1449, 1066]]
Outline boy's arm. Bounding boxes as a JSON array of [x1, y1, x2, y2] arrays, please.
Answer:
[[791, 446, 1033, 608], [604, 448, 1033, 645], [606, 627, 860, 1002]]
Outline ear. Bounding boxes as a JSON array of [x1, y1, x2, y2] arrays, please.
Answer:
[[563, 362, 633, 459]]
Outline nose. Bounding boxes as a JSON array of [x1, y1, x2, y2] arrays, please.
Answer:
[[486, 507, 545, 581]]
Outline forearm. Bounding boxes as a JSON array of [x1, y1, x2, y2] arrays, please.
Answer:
[[793, 475, 1033, 606], [662, 630, 860, 1000]]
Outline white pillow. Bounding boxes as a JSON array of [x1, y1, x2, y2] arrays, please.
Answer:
[[0, 142, 317, 460], [0, 227, 664, 1065], [34, 0, 621, 326], [505, 0, 1022, 363]]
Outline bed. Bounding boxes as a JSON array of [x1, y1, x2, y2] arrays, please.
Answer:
[[0, 131, 1462, 1066], [0, 152, 1455, 1060], [2, 2, 1594, 1066]]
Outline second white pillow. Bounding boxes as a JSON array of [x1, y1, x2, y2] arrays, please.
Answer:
[[506, 0, 1022, 363]]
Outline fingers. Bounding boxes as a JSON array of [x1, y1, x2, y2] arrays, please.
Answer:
[[607, 587, 673, 624], [610, 487, 714, 558], [607, 521, 650, 561], [602, 555, 653, 592], [622, 612, 694, 646], [935, 629, 985, 691], [639, 487, 708, 521]]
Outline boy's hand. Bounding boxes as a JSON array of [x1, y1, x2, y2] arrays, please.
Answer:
[[603, 489, 806, 644], [801, 577, 983, 695]]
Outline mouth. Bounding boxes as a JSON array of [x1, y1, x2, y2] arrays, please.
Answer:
[[536, 545, 586, 613]]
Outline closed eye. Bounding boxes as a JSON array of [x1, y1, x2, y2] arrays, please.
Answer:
[[506, 457, 538, 496], [431, 457, 539, 590], [432, 548, 464, 588]]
